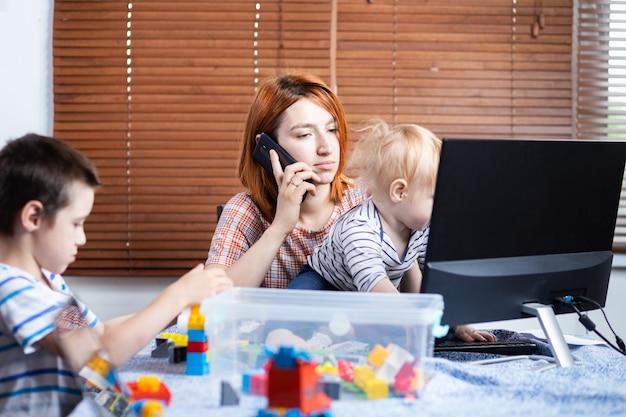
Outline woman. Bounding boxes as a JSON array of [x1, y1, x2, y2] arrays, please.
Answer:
[[206, 73, 367, 288], [206, 74, 495, 344]]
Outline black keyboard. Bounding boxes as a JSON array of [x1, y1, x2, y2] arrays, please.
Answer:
[[434, 340, 538, 356]]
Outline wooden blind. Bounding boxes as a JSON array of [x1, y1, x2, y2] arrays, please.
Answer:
[[54, 0, 606, 277], [53, 0, 332, 276], [336, 0, 573, 138], [55, 1, 255, 275], [574, 0, 626, 252], [54, 2, 131, 275]]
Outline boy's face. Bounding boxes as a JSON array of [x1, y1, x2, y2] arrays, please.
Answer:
[[402, 182, 434, 232], [33, 181, 94, 274]]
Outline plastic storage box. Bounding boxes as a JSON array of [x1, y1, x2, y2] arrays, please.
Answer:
[[200, 288, 444, 400]]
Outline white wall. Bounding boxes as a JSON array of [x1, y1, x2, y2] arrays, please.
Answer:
[[0, 0, 179, 320], [3, 0, 626, 349], [0, 0, 52, 144], [65, 269, 626, 347]]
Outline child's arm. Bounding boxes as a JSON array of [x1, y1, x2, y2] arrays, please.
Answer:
[[397, 263, 496, 343], [104, 314, 178, 331], [97, 264, 232, 366], [101, 314, 132, 329], [369, 260, 421, 293], [370, 277, 400, 293], [399, 261, 422, 293], [37, 333, 64, 356]]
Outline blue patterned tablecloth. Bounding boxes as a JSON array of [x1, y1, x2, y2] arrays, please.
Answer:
[[76, 329, 626, 417]]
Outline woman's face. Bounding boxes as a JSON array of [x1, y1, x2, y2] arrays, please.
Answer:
[[273, 98, 340, 185]]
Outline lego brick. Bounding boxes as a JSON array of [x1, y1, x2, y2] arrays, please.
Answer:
[[126, 376, 171, 406], [367, 344, 389, 369], [187, 340, 208, 353], [220, 380, 241, 406], [168, 345, 187, 364], [203, 288, 443, 399], [151, 340, 171, 358], [187, 329, 206, 343]]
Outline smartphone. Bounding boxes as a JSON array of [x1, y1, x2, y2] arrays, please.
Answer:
[[253, 132, 311, 200], [253, 132, 298, 174]]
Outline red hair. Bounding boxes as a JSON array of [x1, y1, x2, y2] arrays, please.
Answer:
[[238, 73, 352, 221]]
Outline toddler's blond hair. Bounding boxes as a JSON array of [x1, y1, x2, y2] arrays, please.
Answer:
[[348, 119, 442, 196]]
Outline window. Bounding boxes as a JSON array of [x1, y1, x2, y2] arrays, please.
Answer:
[[574, 0, 626, 251], [55, 0, 596, 276]]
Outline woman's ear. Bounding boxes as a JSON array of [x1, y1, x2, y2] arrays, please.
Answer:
[[389, 178, 408, 203], [21, 200, 45, 232]]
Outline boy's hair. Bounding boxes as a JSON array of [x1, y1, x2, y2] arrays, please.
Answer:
[[0, 133, 101, 236], [348, 119, 442, 196], [238, 73, 353, 221]]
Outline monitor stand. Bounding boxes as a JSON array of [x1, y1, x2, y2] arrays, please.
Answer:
[[521, 302, 575, 368], [470, 302, 576, 371]]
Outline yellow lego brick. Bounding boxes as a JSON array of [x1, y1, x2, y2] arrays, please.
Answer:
[[367, 344, 389, 369], [159, 332, 188, 346], [353, 364, 376, 391], [140, 401, 163, 417], [364, 377, 389, 400], [187, 313, 205, 330], [84, 353, 113, 377], [137, 375, 161, 392], [316, 362, 339, 375], [187, 304, 206, 330]]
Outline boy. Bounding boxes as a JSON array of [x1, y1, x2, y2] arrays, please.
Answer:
[[0, 133, 233, 416]]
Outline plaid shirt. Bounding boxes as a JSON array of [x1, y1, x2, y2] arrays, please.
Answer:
[[207, 186, 368, 288]]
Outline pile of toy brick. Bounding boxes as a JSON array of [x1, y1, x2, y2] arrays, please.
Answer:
[[151, 305, 209, 376], [244, 343, 422, 417]]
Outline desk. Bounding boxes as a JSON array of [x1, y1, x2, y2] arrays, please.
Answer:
[[112, 331, 626, 417]]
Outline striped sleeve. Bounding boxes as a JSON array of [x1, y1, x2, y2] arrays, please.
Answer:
[[46, 272, 99, 329], [0, 274, 68, 355]]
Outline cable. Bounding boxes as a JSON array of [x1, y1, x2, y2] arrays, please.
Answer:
[[557, 296, 626, 356], [575, 295, 626, 353]]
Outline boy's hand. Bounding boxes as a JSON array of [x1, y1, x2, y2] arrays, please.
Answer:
[[180, 264, 233, 305]]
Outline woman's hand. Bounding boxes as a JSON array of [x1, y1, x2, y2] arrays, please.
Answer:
[[269, 149, 319, 235]]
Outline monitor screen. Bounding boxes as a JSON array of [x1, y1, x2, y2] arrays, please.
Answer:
[[421, 138, 626, 365]]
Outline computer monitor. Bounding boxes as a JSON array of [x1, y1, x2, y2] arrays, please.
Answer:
[[420, 138, 626, 367]]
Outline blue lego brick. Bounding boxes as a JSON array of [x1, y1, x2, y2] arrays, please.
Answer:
[[242, 369, 265, 394], [186, 352, 207, 367], [186, 361, 209, 375], [255, 410, 280, 417], [186, 351, 209, 375], [187, 329, 206, 342], [274, 346, 297, 369]]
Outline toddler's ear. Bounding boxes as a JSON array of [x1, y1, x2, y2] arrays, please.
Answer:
[[21, 200, 45, 232], [389, 178, 408, 203]]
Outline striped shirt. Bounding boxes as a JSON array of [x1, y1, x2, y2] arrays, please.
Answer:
[[308, 198, 429, 292], [0, 264, 99, 416], [207, 186, 368, 288]]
